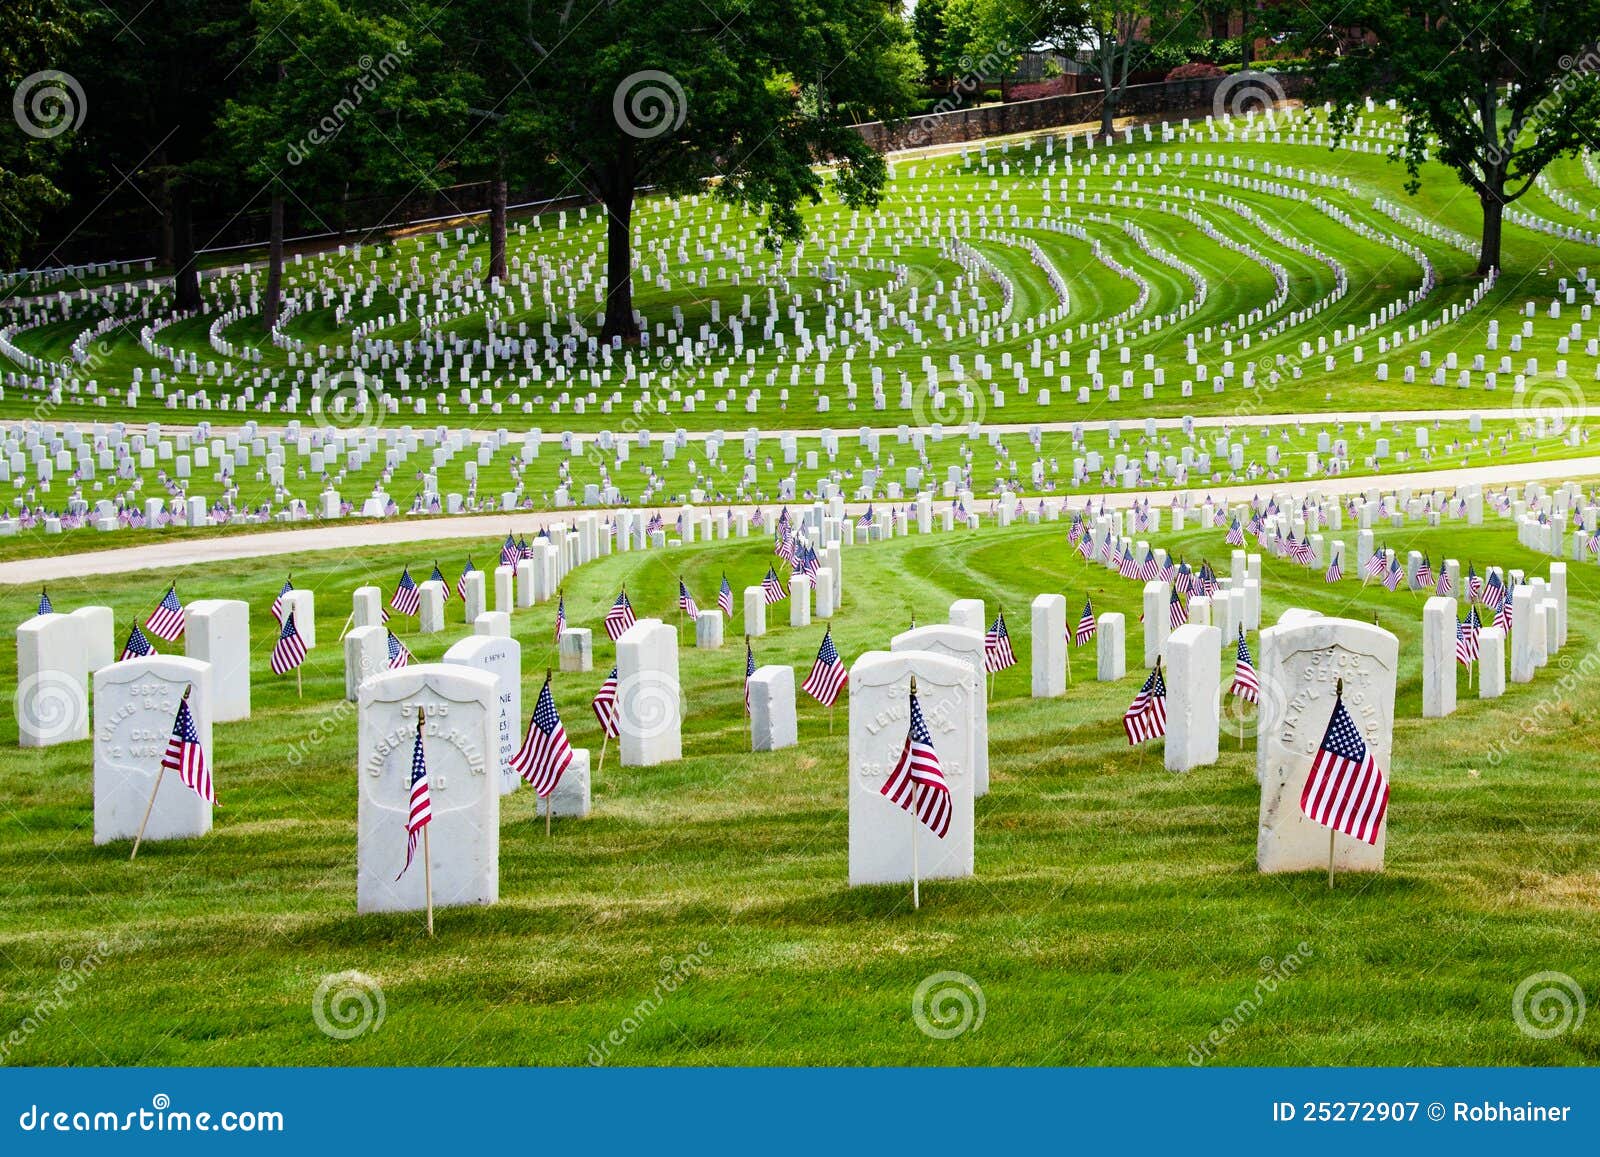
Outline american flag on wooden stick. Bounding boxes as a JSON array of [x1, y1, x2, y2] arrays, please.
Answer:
[[554, 594, 566, 643], [391, 568, 421, 616], [802, 628, 849, 706], [1299, 688, 1388, 845], [879, 681, 951, 839], [396, 715, 432, 880], [1383, 555, 1404, 591], [1168, 588, 1188, 630], [678, 579, 700, 619], [36, 588, 53, 616], [744, 639, 756, 715], [761, 566, 786, 604], [1325, 555, 1343, 583], [270, 576, 293, 624], [145, 584, 186, 642], [500, 533, 519, 566], [1123, 663, 1168, 745], [1456, 607, 1481, 665], [270, 611, 308, 675], [431, 563, 452, 601], [592, 667, 620, 738], [1074, 597, 1097, 646], [511, 678, 574, 796], [1435, 565, 1454, 597], [718, 575, 734, 618], [456, 558, 476, 601], [1364, 550, 1386, 581], [387, 630, 412, 669], [162, 688, 213, 804], [603, 590, 635, 640], [984, 611, 1016, 672], [1230, 629, 1259, 703]]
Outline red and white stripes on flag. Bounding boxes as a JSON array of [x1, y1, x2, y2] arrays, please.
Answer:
[[984, 612, 1016, 672], [511, 679, 574, 796], [592, 667, 620, 738], [604, 590, 636, 640], [1299, 693, 1389, 845], [878, 684, 951, 838], [718, 576, 734, 618], [1229, 630, 1259, 703], [802, 629, 848, 707], [397, 717, 432, 880], [678, 579, 700, 619], [762, 566, 786, 604], [1122, 664, 1168, 745], [270, 611, 308, 675], [145, 584, 186, 642], [162, 692, 213, 804]]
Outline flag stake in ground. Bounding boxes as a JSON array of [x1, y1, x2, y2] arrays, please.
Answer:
[[910, 675, 920, 911], [545, 668, 554, 837], [131, 684, 189, 861], [419, 712, 434, 935]]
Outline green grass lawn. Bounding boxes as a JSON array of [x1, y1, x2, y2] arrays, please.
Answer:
[[2, 513, 1596, 1065]]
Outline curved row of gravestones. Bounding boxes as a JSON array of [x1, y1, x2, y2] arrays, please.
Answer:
[[16, 473, 1578, 915]]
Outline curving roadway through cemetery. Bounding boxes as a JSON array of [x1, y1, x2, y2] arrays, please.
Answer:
[[6, 445, 1596, 584]]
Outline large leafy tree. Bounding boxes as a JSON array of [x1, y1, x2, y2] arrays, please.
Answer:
[[1284, 0, 1600, 274], [219, 0, 435, 328], [0, 0, 82, 269], [504, 0, 918, 343]]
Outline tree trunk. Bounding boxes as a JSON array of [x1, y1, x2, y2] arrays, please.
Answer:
[[1477, 191, 1503, 276], [172, 183, 201, 312], [1100, 89, 1116, 141], [264, 187, 284, 331], [486, 169, 507, 283], [600, 142, 639, 343]]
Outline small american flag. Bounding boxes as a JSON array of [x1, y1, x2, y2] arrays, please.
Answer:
[[1325, 555, 1343, 583], [37, 589, 53, 616], [858, 504, 874, 529], [271, 577, 293, 624], [1074, 597, 1097, 646], [511, 678, 574, 796], [744, 640, 756, 715], [145, 585, 186, 642], [554, 594, 567, 643], [1456, 607, 1481, 665], [1482, 570, 1506, 610], [604, 590, 636, 640], [120, 624, 158, 661], [1364, 550, 1386, 581], [387, 630, 412, 669], [392, 568, 421, 616], [592, 666, 621, 737], [1225, 518, 1245, 546], [718, 575, 734, 618], [802, 628, 849, 706], [396, 715, 433, 880], [984, 612, 1016, 672], [1300, 691, 1388, 845], [1382, 555, 1403, 591], [678, 579, 700, 619], [430, 564, 452, 601], [1230, 629, 1259, 703], [762, 566, 786, 604], [1168, 588, 1188, 630], [162, 689, 213, 804], [1496, 582, 1514, 633], [1467, 564, 1484, 601], [1123, 664, 1168, 745], [879, 682, 951, 838], [270, 611, 308, 675], [456, 558, 476, 601], [1415, 555, 1433, 589], [500, 533, 519, 566]]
